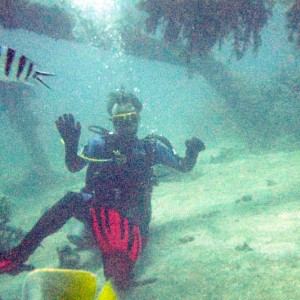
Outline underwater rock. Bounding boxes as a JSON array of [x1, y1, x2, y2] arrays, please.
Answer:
[[67, 233, 97, 251], [178, 235, 195, 244], [0, 195, 12, 225], [209, 148, 239, 164], [0, 195, 24, 251], [235, 195, 253, 204], [57, 245, 81, 269], [267, 179, 277, 186], [0, 0, 75, 40], [199, 210, 221, 220], [235, 242, 253, 252], [286, 0, 300, 48], [0, 224, 24, 252]]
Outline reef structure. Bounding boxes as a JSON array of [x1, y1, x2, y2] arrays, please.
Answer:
[[138, 0, 274, 60], [0, 0, 75, 40], [287, 0, 300, 48], [0, 195, 24, 251]]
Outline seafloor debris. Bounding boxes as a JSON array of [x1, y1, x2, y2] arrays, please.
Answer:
[[267, 179, 277, 186], [0, 195, 11, 225], [235, 242, 253, 252], [138, 0, 274, 60], [0, 195, 24, 251], [199, 210, 221, 220], [178, 235, 195, 244], [57, 245, 81, 269], [235, 194, 253, 204], [209, 148, 239, 164]]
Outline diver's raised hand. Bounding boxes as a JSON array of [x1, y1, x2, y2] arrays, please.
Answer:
[[55, 114, 81, 148], [185, 137, 205, 155], [179, 137, 205, 172]]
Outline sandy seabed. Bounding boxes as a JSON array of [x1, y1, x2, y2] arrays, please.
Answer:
[[1, 149, 300, 300]]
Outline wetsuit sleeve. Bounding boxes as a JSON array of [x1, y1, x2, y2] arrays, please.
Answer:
[[152, 143, 183, 170], [152, 142, 201, 172]]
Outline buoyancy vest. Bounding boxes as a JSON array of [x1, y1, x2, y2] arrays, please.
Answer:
[[84, 133, 155, 205]]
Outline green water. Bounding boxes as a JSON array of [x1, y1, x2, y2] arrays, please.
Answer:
[[0, 1, 299, 299]]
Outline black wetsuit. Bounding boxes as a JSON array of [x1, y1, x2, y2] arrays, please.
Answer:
[[0, 133, 200, 287]]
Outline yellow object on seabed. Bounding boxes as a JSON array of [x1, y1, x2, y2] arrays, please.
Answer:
[[22, 268, 117, 300]]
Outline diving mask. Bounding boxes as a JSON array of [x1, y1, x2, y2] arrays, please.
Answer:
[[111, 111, 139, 127]]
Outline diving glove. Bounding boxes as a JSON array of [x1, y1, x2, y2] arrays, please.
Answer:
[[185, 137, 205, 156], [55, 114, 81, 148], [178, 137, 205, 172]]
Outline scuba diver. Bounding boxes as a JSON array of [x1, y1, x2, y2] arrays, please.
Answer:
[[0, 88, 205, 290]]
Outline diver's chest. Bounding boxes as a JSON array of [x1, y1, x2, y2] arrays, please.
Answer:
[[94, 147, 152, 179], [112, 151, 151, 176]]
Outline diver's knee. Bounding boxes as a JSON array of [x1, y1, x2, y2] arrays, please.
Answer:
[[64, 191, 81, 199], [60, 191, 83, 206], [65, 191, 78, 197]]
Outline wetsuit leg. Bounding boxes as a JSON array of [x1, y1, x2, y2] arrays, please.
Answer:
[[139, 191, 152, 247], [0, 192, 83, 274]]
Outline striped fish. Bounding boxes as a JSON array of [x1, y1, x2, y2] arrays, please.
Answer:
[[0, 45, 54, 89]]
